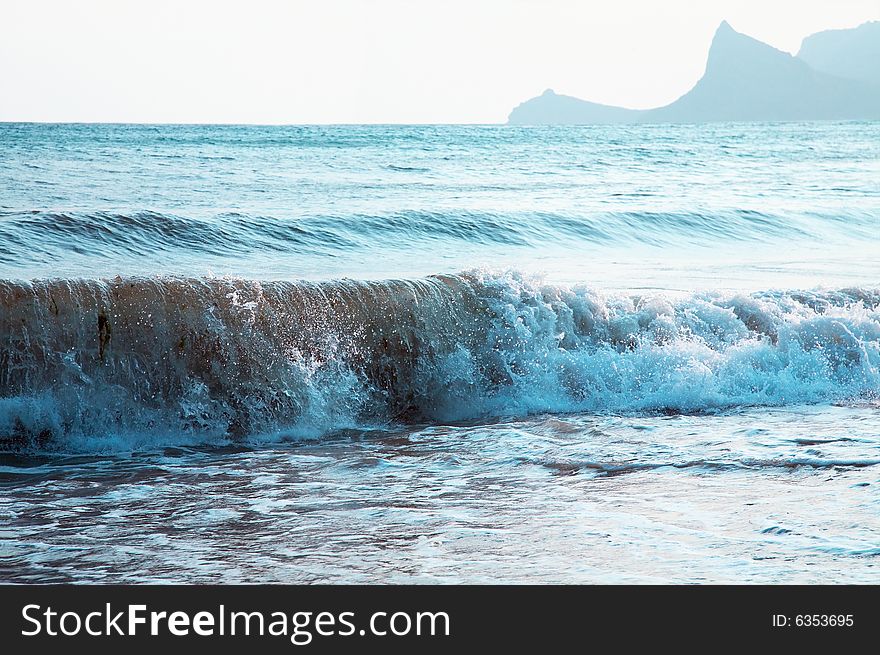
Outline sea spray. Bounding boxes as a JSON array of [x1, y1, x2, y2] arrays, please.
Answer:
[[1, 271, 877, 451]]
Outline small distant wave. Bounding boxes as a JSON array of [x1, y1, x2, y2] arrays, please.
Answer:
[[1, 271, 878, 452], [1, 207, 877, 276], [386, 164, 431, 172]]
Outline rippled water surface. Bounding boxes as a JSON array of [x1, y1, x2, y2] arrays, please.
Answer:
[[3, 406, 879, 583], [2, 121, 878, 287], [1, 122, 878, 583]]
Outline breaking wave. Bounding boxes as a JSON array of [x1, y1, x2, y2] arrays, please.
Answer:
[[1, 271, 878, 451]]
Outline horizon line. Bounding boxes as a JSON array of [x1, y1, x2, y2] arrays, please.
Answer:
[[2, 119, 879, 128]]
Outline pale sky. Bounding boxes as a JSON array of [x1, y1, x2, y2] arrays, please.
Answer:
[[2, 0, 878, 124]]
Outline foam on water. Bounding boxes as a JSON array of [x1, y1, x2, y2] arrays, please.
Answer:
[[1, 122, 879, 583], [2, 271, 877, 452]]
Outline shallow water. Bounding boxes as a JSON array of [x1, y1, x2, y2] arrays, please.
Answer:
[[3, 406, 879, 583], [1, 122, 878, 583]]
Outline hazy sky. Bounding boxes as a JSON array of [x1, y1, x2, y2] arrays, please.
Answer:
[[2, 0, 878, 124]]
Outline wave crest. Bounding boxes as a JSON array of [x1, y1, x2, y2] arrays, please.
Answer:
[[1, 272, 878, 451], [2, 208, 877, 277]]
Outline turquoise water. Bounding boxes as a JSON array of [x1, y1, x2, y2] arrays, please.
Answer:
[[1, 122, 878, 583], [2, 122, 878, 286]]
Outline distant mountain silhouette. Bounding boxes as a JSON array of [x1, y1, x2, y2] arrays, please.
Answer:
[[797, 21, 880, 85], [506, 88, 643, 125], [508, 21, 880, 124]]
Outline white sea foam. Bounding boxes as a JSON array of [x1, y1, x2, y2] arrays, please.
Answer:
[[1, 272, 877, 451]]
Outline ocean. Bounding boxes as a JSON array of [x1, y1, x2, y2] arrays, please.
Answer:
[[1, 122, 878, 583]]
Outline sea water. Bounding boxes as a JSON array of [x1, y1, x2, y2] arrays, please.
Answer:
[[1, 122, 878, 582]]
